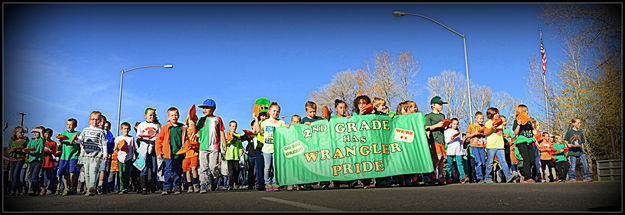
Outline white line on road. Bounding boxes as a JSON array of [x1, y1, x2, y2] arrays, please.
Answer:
[[261, 197, 343, 212]]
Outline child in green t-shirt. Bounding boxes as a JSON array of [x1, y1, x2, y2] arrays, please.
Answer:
[[26, 126, 45, 196], [564, 118, 592, 182], [7, 126, 28, 196], [552, 134, 569, 182], [156, 107, 186, 195], [224, 120, 244, 190], [58, 118, 81, 196]]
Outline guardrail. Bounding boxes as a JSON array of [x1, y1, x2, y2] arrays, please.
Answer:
[[596, 159, 621, 181]]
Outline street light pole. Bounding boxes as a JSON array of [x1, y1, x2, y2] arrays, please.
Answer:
[[393, 11, 473, 117], [116, 65, 173, 136], [18, 112, 26, 127]]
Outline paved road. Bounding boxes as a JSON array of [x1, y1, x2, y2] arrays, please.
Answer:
[[4, 182, 622, 212]]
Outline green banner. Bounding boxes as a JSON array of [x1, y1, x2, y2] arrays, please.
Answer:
[[274, 113, 434, 185]]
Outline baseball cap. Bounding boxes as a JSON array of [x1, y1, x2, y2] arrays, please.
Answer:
[[430, 96, 448, 105], [30, 126, 45, 134], [198, 99, 216, 108]]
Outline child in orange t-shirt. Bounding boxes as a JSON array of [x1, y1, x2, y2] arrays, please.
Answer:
[[538, 132, 556, 182], [182, 114, 200, 193], [465, 112, 486, 183]]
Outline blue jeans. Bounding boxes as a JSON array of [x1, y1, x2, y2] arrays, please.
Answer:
[[485, 148, 511, 181], [446, 155, 465, 180], [470, 147, 486, 182], [569, 153, 592, 179], [29, 161, 42, 193], [108, 171, 119, 192], [140, 153, 157, 182], [247, 155, 256, 187], [533, 145, 542, 179], [255, 147, 265, 187], [9, 160, 25, 191], [41, 167, 56, 191], [263, 152, 275, 185], [20, 166, 28, 191], [163, 158, 183, 190]]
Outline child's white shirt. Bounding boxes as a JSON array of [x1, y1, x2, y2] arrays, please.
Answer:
[[445, 128, 465, 156]]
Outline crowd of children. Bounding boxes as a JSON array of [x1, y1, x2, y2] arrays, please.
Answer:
[[5, 95, 595, 196]]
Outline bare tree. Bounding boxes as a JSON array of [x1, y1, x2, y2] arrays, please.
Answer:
[[426, 70, 469, 127], [397, 51, 419, 102], [310, 70, 360, 116], [471, 84, 493, 116]]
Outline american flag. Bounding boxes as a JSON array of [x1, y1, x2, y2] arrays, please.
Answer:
[[540, 31, 547, 75]]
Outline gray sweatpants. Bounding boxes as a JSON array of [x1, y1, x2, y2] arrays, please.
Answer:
[[198, 150, 220, 187], [81, 156, 102, 190]]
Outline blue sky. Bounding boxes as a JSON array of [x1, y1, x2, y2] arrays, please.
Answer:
[[3, 3, 566, 144]]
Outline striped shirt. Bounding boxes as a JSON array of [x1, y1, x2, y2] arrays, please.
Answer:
[[76, 126, 108, 157]]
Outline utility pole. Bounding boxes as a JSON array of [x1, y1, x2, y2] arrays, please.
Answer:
[[18, 112, 26, 127]]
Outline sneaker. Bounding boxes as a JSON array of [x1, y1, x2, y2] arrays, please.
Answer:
[[194, 184, 200, 193], [142, 189, 148, 195], [272, 184, 280, 191], [199, 184, 208, 194], [568, 179, 577, 183], [506, 173, 519, 183], [96, 186, 104, 195], [89, 187, 97, 195], [460, 176, 470, 184], [161, 189, 169, 195], [304, 184, 313, 190], [583, 177, 593, 182], [348, 181, 358, 188], [287, 185, 294, 191], [265, 185, 273, 192], [39, 189, 47, 196], [524, 179, 536, 183], [187, 185, 194, 193], [174, 188, 181, 195], [437, 178, 446, 185], [484, 179, 494, 184], [62, 189, 70, 196], [363, 185, 371, 189], [447, 178, 454, 184]]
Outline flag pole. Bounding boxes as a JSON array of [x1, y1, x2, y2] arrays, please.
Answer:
[[540, 29, 550, 132]]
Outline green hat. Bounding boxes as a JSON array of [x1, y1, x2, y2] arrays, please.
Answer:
[[144, 107, 156, 114], [430, 96, 448, 105], [255, 98, 271, 107]]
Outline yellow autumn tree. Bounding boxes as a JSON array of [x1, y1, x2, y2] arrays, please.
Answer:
[[541, 4, 622, 160]]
